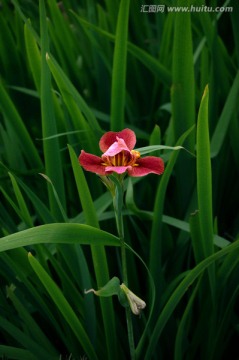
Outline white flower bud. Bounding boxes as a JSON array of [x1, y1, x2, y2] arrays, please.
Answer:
[[120, 283, 146, 315]]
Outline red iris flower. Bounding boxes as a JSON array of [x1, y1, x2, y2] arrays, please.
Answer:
[[79, 128, 164, 177]]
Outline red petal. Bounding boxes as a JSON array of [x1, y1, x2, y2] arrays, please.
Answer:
[[128, 157, 164, 177], [79, 150, 106, 175], [99, 128, 136, 152]]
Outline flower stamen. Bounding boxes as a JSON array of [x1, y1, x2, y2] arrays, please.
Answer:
[[101, 149, 141, 168], [131, 150, 140, 159]]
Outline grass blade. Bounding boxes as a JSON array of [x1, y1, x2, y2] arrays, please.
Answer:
[[11, 174, 56, 224], [68, 144, 118, 359], [73, 14, 171, 86], [0, 345, 36, 360], [0, 316, 54, 359], [110, 0, 130, 131], [0, 223, 119, 252], [24, 21, 41, 92], [28, 253, 98, 360], [68, 144, 99, 227], [189, 210, 204, 264], [0, 81, 42, 170], [7, 285, 57, 356], [144, 237, 239, 359], [149, 126, 194, 287], [174, 280, 200, 360], [46, 54, 101, 132], [171, 0, 195, 150], [39, 0, 65, 217], [211, 71, 239, 157], [8, 172, 33, 228], [196, 86, 214, 258]]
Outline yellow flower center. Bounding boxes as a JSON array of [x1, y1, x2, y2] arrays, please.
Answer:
[[102, 150, 140, 167]]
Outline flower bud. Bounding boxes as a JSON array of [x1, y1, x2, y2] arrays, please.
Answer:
[[120, 283, 146, 315]]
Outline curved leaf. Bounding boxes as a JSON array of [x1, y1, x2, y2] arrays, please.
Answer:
[[0, 223, 120, 252]]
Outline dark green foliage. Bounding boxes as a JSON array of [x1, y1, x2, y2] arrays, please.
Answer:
[[0, 0, 238, 359]]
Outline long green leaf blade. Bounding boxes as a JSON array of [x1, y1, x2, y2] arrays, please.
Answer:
[[197, 86, 214, 258], [0, 316, 54, 359], [24, 21, 41, 92], [28, 253, 98, 360], [211, 70, 239, 157], [72, 14, 171, 86], [144, 238, 239, 359], [171, 0, 195, 150], [7, 286, 57, 356], [110, 0, 130, 131], [0, 345, 36, 360], [149, 126, 194, 285], [0, 223, 119, 252], [0, 82, 42, 169], [69, 144, 118, 359], [40, 0, 65, 217], [8, 172, 33, 228]]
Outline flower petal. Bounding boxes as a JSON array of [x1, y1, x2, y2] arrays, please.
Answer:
[[99, 128, 136, 152], [102, 138, 130, 157], [128, 157, 164, 177], [105, 165, 131, 174], [79, 150, 106, 175]]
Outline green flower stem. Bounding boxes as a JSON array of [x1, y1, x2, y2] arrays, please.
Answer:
[[112, 176, 135, 360], [113, 197, 128, 284], [126, 306, 135, 360]]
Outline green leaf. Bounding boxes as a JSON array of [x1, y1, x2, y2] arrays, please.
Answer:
[[143, 238, 239, 360], [125, 185, 230, 249], [149, 126, 194, 284], [110, 0, 130, 131], [0, 223, 120, 252], [39, 0, 65, 218], [7, 285, 57, 356], [0, 345, 36, 360], [0, 316, 54, 359], [85, 277, 120, 297], [69, 144, 118, 359], [46, 53, 101, 132], [56, 243, 96, 344], [0, 81, 42, 170], [211, 70, 239, 157], [68, 145, 99, 227], [8, 172, 33, 228], [174, 280, 200, 360], [196, 86, 214, 258], [24, 20, 41, 92], [10, 174, 56, 224], [135, 145, 192, 156], [0, 185, 25, 225], [72, 14, 171, 86], [28, 253, 98, 360], [189, 210, 204, 264], [171, 0, 195, 150], [1, 249, 65, 342], [39, 173, 68, 223]]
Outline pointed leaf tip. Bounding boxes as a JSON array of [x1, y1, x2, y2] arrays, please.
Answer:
[[203, 84, 209, 97]]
